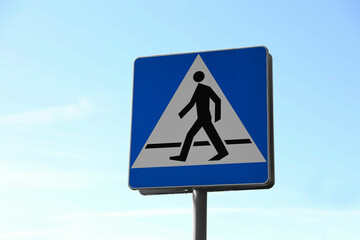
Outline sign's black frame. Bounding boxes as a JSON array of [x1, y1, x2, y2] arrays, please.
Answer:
[[129, 47, 274, 195]]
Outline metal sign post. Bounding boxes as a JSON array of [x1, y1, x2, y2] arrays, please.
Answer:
[[193, 189, 207, 240]]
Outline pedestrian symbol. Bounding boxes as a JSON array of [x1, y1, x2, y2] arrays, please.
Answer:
[[131, 54, 266, 169], [169, 70, 228, 162]]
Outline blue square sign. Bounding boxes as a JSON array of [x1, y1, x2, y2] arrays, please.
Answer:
[[129, 47, 274, 194]]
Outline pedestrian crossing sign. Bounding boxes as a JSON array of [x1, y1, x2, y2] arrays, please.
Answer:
[[129, 46, 274, 194]]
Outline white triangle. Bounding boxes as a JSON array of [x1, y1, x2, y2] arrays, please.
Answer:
[[132, 55, 266, 168]]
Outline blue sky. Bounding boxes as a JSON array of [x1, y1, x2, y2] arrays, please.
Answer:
[[0, 0, 359, 239]]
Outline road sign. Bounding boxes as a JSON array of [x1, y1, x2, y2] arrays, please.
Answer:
[[129, 46, 274, 194]]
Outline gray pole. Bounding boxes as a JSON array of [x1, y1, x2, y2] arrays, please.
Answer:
[[193, 189, 207, 240]]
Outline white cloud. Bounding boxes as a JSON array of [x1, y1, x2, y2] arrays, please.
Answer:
[[0, 98, 92, 126], [56, 208, 192, 220], [0, 231, 50, 237], [35, 148, 89, 160], [0, 227, 72, 239], [0, 161, 104, 189], [208, 207, 360, 216]]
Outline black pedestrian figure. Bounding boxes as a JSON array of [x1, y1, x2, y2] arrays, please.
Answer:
[[170, 71, 229, 162]]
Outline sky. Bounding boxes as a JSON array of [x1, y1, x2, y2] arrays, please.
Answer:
[[0, 0, 359, 239]]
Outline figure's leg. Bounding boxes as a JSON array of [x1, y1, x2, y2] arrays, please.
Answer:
[[203, 121, 228, 161], [170, 120, 202, 162]]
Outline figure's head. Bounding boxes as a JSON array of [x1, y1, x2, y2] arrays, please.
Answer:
[[193, 71, 205, 82]]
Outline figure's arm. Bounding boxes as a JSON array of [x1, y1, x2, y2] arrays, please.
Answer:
[[209, 88, 221, 122], [179, 96, 195, 118]]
